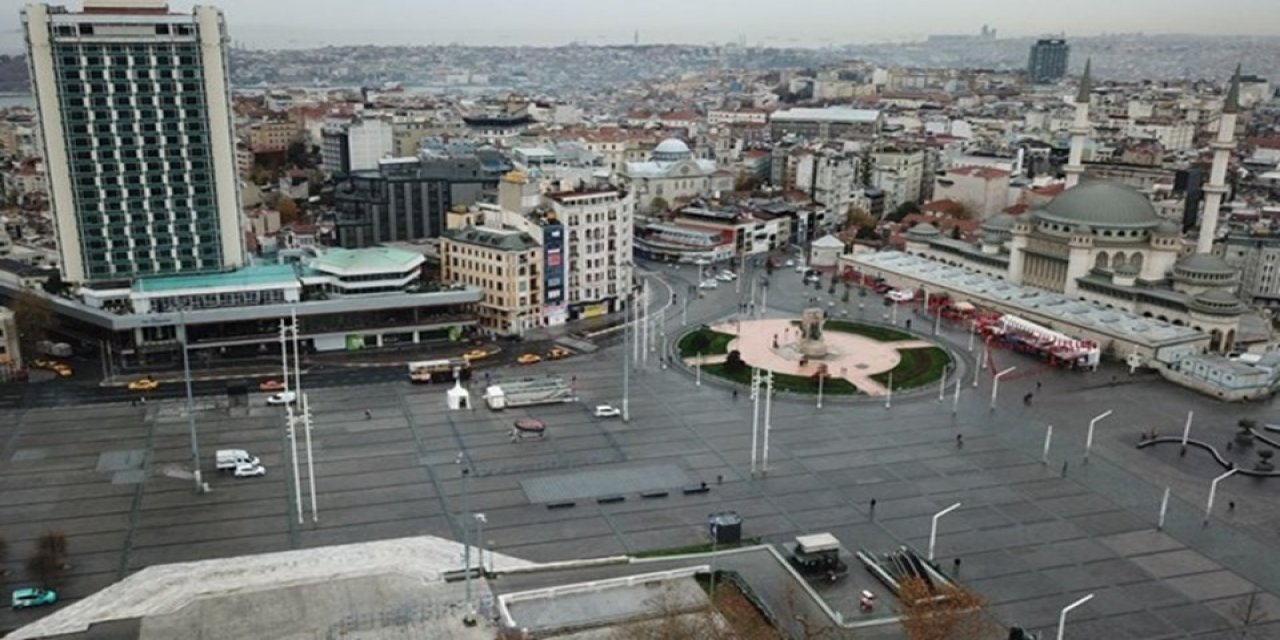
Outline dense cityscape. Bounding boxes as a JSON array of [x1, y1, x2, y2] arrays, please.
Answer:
[[2, 0, 1280, 638]]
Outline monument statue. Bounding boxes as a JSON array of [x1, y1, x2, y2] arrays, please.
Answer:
[[797, 307, 828, 358]]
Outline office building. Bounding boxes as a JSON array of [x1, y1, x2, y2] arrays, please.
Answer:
[[1027, 38, 1069, 84], [322, 116, 394, 175], [441, 226, 543, 335], [23, 0, 244, 283], [544, 187, 634, 321], [332, 156, 493, 248]]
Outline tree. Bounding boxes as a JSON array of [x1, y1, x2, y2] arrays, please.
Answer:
[[724, 350, 746, 373], [608, 583, 734, 640], [887, 201, 921, 223], [896, 576, 1000, 640], [277, 196, 300, 225], [25, 549, 61, 589], [37, 531, 68, 561], [846, 207, 875, 231], [650, 196, 670, 213], [0, 535, 9, 579], [686, 331, 711, 355], [9, 289, 56, 355]]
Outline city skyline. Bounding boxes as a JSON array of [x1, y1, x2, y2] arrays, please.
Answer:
[[3, 0, 1280, 51]]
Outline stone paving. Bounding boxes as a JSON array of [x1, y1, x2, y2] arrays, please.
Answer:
[[4, 262, 1280, 638]]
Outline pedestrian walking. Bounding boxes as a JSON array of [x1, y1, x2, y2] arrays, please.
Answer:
[[1229, 500, 1236, 511], [953, 557, 961, 574], [1023, 392, 1033, 405], [956, 434, 964, 448], [732, 389, 739, 400], [1036, 380, 1042, 391], [364, 409, 372, 420], [716, 474, 723, 485], [870, 498, 877, 512], [1061, 460, 1069, 476]]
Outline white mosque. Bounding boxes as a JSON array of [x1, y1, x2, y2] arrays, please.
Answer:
[[849, 64, 1280, 403], [621, 138, 734, 212]]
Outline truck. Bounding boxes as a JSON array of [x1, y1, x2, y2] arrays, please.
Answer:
[[784, 533, 849, 582], [215, 449, 260, 472], [484, 377, 577, 410]]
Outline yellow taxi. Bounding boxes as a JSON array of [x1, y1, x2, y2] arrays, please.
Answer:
[[516, 353, 542, 365], [127, 377, 159, 392], [51, 363, 73, 378], [546, 347, 570, 360], [463, 349, 490, 362]]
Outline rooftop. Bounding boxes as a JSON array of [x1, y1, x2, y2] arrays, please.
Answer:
[[445, 226, 540, 251], [852, 251, 1205, 348], [771, 107, 882, 124], [133, 264, 298, 294], [309, 247, 424, 276]]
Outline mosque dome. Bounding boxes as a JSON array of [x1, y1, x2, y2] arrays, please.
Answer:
[[1173, 254, 1237, 284], [980, 213, 1017, 234], [907, 222, 940, 238], [1189, 289, 1247, 316], [1034, 182, 1161, 229], [652, 138, 692, 161]]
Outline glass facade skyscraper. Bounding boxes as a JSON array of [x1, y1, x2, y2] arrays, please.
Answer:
[[23, 1, 243, 283], [1027, 38, 1070, 85]]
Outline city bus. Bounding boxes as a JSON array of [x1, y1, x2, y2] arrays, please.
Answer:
[[407, 358, 472, 384]]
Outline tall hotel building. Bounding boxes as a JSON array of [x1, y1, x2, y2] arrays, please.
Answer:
[[23, 0, 243, 283]]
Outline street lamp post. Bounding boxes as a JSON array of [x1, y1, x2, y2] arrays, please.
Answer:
[[938, 364, 948, 401], [951, 378, 961, 414], [761, 371, 774, 474], [177, 309, 203, 493], [622, 291, 631, 423], [1056, 594, 1095, 640], [990, 366, 1017, 409], [928, 502, 962, 561], [280, 320, 303, 523], [1084, 409, 1114, 461], [816, 371, 824, 409], [474, 513, 487, 575], [696, 353, 702, 386], [1204, 468, 1239, 525], [1042, 425, 1053, 464], [973, 348, 987, 388], [1181, 410, 1193, 448], [456, 453, 475, 622], [967, 320, 976, 352], [750, 368, 760, 474], [884, 371, 893, 409]]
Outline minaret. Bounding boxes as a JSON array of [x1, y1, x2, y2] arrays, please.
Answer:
[[1196, 66, 1240, 254], [1064, 59, 1092, 189]]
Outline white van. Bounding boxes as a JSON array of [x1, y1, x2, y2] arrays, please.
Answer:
[[215, 449, 259, 472]]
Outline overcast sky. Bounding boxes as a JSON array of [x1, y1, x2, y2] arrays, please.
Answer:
[[6, 0, 1280, 47]]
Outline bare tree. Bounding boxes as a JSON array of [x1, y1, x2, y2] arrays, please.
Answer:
[[25, 549, 62, 589], [9, 289, 57, 356], [896, 576, 1000, 640], [608, 582, 733, 640], [1230, 590, 1269, 638]]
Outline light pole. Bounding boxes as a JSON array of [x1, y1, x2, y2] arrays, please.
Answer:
[[928, 502, 962, 561], [816, 371, 824, 409], [973, 348, 987, 388], [1042, 425, 1053, 464], [967, 319, 975, 352], [750, 368, 761, 474], [884, 371, 893, 409], [938, 364, 948, 401], [990, 365, 1016, 409], [1056, 594, 1095, 640], [1158, 487, 1170, 530], [762, 371, 775, 472], [1084, 409, 1113, 461], [1204, 468, 1238, 525], [177, 309, 203, 493], [1181, 410, 1193, 448], [280, 319, 303, 523], [456, 452, 475, 622], [622, 290, 631, 423], [474, 513, 487, 575], [951, 378, 961, 414], [696, 352, 702, 386], [292, 308, 317, 522]]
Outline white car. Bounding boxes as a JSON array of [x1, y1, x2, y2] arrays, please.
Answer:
[[795, 263, 809, 273], [718, 270, 737, 280], [784, 259, 795, 267], [886, 289, 916, 303], [715, 272, 735, 282], [698, 279, 719, 290], [233, 462, 266, 478], [594, 404, 622, 418], [266, 391, 297, 406]]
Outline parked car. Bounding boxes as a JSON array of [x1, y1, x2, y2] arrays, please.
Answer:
[[885, 289, 916, 303], [11, 588, 57, 610], [232, 462, 266, 478], [266, 391, 297, 405], [517, 353, 542, 365], [127, 377, 158, 391], [258, 379, 285, 392], [594, 404, 622, 418]]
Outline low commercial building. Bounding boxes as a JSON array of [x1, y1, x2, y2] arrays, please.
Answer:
[[633, 222, 734, 264], [441, 227, 544, 335], [770, 107, 882, 140]]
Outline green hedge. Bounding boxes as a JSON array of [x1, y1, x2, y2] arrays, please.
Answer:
[[872, 347, 951, 390], [678, 328, 737, 358], [703, 363, 860, 395], [822, 320, 914, 342]]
